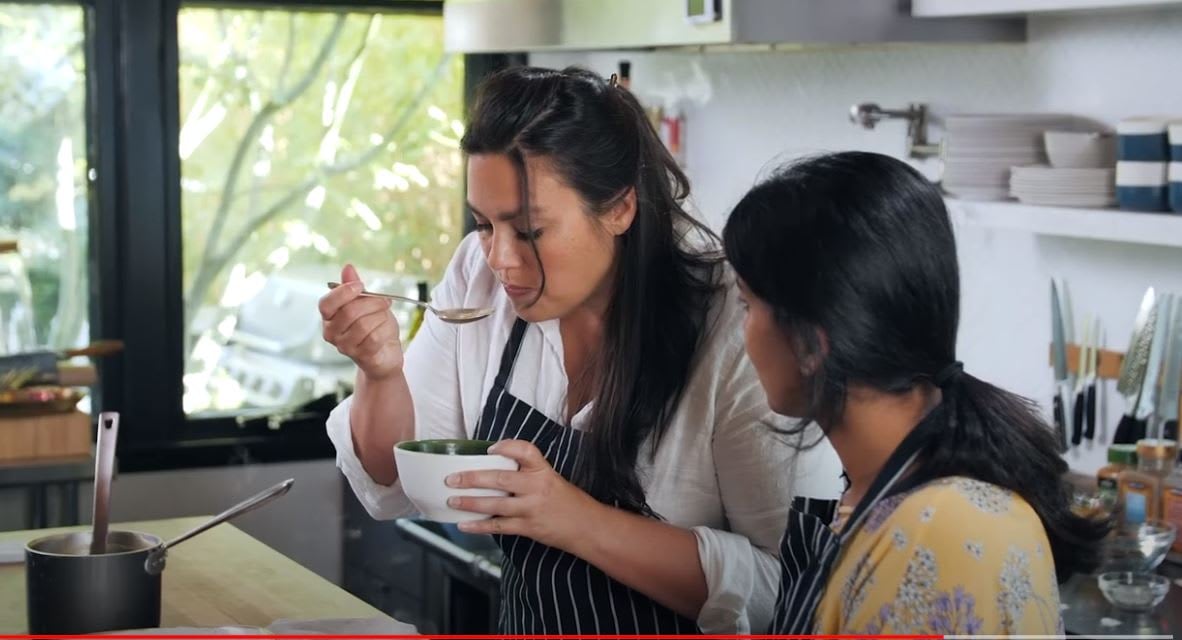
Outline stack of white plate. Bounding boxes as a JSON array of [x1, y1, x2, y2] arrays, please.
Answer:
[[941, 114, 1085, 201], [1010, 165, 1116, 208]]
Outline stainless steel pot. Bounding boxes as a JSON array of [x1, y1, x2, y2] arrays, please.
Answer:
[[25, 530, 163, 634]]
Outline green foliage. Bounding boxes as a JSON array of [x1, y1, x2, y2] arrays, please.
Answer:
[[179, 9, 464, 336], [0, 5, 87, 348]]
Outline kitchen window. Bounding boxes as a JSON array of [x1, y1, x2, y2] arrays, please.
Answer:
[[0, 3, 90, 360], [77, 0, 501, 471], [176, 7, 464, 418]]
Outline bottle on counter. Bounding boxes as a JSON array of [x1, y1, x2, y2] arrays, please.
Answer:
[[1163, 453, 1182, 552], [1098, 444, 1138, 515], [1118, 438, 1178, 523]]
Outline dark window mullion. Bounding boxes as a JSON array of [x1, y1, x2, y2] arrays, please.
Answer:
[[105, 0, 186, 451], [85, 0, 122, 422]]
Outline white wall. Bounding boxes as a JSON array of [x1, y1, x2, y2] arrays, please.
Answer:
[[534, 7, 1182, 476]]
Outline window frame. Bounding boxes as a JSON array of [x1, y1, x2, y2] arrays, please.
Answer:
[[77, 0, 504, 472]]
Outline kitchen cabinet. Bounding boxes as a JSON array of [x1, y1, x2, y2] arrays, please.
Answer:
[[340, 484, 502, 634], [340, 486, 426, 628], [913, 0, 1182, 17]]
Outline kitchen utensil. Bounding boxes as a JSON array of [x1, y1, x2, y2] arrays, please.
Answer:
[[1051, 279, 1071, 452], [1084, 317, 1101, 441], [0, 340, 123, 390], [1097, 572, 1171, 612], [91, 411, 119, 555], [1157, 296, 1182, 442], [326, 282, 492, 324], [26, 531, 162, 634], [1132, 294, 1173, 442], [1115, 288, 1158, 444], [24, 478, 295, 635], [1072, 315, 1091, 446], [144, 478, 294, 575]]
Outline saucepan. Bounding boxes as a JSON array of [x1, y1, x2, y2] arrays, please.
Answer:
[[24, 412, 295, 634]]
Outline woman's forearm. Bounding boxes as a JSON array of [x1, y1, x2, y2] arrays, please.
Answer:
[[567, 502, 708, 620], [349, 369, 416, 486]]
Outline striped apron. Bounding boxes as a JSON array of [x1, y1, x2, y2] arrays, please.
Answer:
[[769, 414, 937, 635], [473, 318, 699, 635]]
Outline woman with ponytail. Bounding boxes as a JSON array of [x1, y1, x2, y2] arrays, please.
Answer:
[[722, 151, 1108, 636], [320, 66, 843, 634]]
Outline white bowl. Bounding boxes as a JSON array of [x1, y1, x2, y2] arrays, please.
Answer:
[[1044, 131, 1116, 169], [394, 439, 519, 523]]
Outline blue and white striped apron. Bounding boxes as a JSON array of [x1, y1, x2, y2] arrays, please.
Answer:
[[474, 318, 699, 635], [769, 415, 935, 634]]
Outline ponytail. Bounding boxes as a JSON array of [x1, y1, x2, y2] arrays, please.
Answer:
[[923, 371, 1109, 581]]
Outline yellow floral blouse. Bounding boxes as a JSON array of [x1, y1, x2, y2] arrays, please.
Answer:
[[814, 476, 1064, 636]]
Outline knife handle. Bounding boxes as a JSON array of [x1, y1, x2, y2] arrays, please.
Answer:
[[1131, 417, 1147, 443], [1084, 384, 1097, 441], [1072, 390, 1085, 446], [1053, 393, 1068, 453], [1113, 413, 1137, 445]]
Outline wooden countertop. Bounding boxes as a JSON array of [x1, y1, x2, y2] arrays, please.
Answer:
[[0, 517, 401, 633]]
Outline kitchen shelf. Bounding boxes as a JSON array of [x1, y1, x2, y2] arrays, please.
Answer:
[[946, 199, 1182, 248], [912, 0, 1182, 17]]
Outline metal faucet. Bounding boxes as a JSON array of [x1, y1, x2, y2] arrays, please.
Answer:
[[849, 102, 941, 159]]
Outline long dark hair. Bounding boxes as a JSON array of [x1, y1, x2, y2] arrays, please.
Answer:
[[461, 66, 721, 514], [722, 151, 1107, 580]]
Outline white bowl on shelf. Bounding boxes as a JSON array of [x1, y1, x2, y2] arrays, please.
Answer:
[[1044, 131, 1116, 169]]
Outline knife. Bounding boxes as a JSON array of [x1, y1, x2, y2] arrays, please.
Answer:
[[1156, 296, 1182, 442], [1072, 315, 1091, 446], [1051, 279, 1071, 453], [1132, 294, 1172, 443], [1084, 317, 1100, 441], [1114, 288, 1157, 444]]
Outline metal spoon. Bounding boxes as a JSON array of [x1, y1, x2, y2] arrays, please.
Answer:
[[326, 282, 493, 324], [90, 412, 119, 555], [143, 478, 294, 575]]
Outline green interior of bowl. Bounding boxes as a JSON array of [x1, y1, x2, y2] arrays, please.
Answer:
[[397, 439, 496, 455]]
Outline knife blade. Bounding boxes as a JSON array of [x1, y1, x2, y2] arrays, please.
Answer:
[[1114, 288, 1157, 444], [1156, 296, 1182, 442], [1133, 294, 1172, 443], [1051, 279, 1070, 452]]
